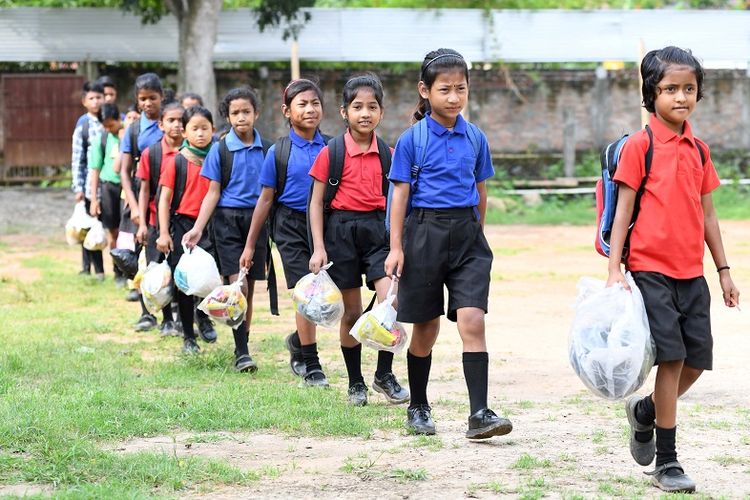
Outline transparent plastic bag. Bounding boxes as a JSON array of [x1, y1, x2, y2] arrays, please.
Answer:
[[65, 201, 96, 245], [569, 272, 656, 400], [130, 248, 147, 290], [350, 280, 408, 353], [292, 262, 344, 329], [174, 245, 222, 298], [141, 261, 173, 315], [83, 220, 107, 251], [198, 268, 248, 328]]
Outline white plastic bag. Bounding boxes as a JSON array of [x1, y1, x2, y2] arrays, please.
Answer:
[[198, 268, 248, 327], [83, 220, 107, 251], [141, 261, 173, 315], [292, 262, 344, 329], [569, 272, 656, 400], [350, 280, 408, 353], [174, 245, 222, 297], [130, 247, 147, 291], [65, 201, 96, 245]]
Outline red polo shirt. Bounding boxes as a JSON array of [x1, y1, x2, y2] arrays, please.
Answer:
[[158, 153, 210, 220], [614, 115, 720, 279], [308, 130, 390, 212], [136, 137, 179, 226]]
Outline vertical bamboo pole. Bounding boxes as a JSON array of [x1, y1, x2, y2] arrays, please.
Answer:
[[638, 39, 649, 128], [291, 39, 300, 81]]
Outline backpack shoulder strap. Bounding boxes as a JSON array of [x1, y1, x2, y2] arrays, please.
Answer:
[[376, 137, 392, 196], [171, 154, 188, 215], [261, 138, 273, 155], [628, 126, 654, 235], [408, 119, 430, 194], [323, 135, 346, 211], [274, 136, 292, 201], [218, 138, 234, 192], [149, 141, 163, 199], [695, 141, 707, 166], [320, 133, 333, 144], [130, 119, 142, 163], [100, 130, 108, 155], [465, 122, 482, 158]]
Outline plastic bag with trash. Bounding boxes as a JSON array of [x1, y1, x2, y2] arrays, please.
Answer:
[[174, 245, 222, 297], [292, 262, 344, 329], [111, 248, 139, 279], [569, 272, 655, 400], [130, 247, 148, 290], [141, 260, 173, 315], [198, 268, 248, 328], [350, 279, 407, 353], [65, 201, 96, 245], [83, 220, 107, 251]]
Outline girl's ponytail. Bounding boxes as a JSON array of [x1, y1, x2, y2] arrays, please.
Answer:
[[412, 96, 430, 124]]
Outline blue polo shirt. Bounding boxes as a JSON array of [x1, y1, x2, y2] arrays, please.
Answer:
[[259, 129, 326, 212], [121, 114, 163, 156], [201, 127, 265, 208], [390, 113, 494, 208]]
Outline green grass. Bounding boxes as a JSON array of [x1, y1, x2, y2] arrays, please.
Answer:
[[511, 453, 553, 470], [0, 256, 406, 496]]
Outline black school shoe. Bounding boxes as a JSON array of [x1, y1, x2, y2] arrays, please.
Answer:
[[159, 320, 180, 337], [284, 332, 307, 377], [646, 461, 696, 493], [125, 289, 140, 302], [303, 369, 330, 388], [372, 373, 410, 404], [134, 313, 157, 332], [406, 404, 436, 435], [182, 337, 201, 354], [235, 354, 258, 373], [466, 408, 513, 439], [347, 382, 368, 406], [196, 315, 218, 343], [625, 395, 656, 466]]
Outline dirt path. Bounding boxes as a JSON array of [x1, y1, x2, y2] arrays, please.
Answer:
[[2, 188, 749, 498]]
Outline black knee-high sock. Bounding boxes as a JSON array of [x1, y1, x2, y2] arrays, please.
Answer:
[[81, 244, 91, 273], [290, 330, 301, 349], [407, 350, 432, 407], [375, 350, 394, 380], [463, 351, 489, 414], [161, 303, 173, 323], [341, 344, 364, 387], [636, 393, 657, 424], [91, 250, 104, 274], [139, 294, 150, 317], [302, 343, 322, 373], [232, 320, 249, 356], [177, 291, 195, 339], [655, 426, 678, 472]]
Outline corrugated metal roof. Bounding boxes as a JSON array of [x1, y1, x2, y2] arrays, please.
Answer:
[[1, 7, 749, 66]]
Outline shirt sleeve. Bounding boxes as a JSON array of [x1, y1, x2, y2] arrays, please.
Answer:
[[200, 142, 222, 182], [88, 131, 104, 171], [389, 129, 415, 183], [474, 130, 495, 183], [259, 144, 278, 189], [308, 145, 330, 183], [136, 147, 150, 181], [612, 133, 647, 191], [71, 124, 85, 193], [159, 154, 176, 190], [120, 123, 133, 154], [698, 141, 721, 195]]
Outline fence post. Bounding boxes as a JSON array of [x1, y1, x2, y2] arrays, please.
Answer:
[[563, 108, 576, 178]]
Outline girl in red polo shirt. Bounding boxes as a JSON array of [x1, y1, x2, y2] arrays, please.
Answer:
[[308, 75, 409, 407], [156, 106, 215, 354]]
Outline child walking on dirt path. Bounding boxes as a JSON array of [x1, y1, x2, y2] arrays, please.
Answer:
[[308, 74, 410, 406], [606, 46, 740, 494], [385, 49, 512, 440], [240, 79, 331, 386]]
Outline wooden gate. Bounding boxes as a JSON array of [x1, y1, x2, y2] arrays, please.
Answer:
[[1, 73, 84, 183]]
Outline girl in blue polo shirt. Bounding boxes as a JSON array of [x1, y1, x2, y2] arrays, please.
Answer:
[[308, 75, 409, 407], [239, 79, 330, 387], [385, 49, 512, 439], [183, 87, 269, 373]]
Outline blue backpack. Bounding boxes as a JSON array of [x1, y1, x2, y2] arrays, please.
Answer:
[[595, 125, 706, 258], [385, 118, 482, 232]]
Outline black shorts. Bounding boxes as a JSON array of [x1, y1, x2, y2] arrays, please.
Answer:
[[144, 224, 164, 264], [631, 272, 713, 370], [99, 181, 122, 230], [167, 214, 214, 270], [397, 208, 492, 324], [212, 206, 267, 280], [323, 210, 388, 291], [273, 204, 311, 289], [119, 201, 137, 234]]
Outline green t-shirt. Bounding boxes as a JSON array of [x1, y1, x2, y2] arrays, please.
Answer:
[[88, 132, 121, 184]]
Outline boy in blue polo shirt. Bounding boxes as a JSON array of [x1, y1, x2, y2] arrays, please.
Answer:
[[386, 49, 512, 440], [183, 87, 269, 373]]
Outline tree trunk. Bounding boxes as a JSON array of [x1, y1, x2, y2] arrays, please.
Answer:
[[176, 0, 222, 114]]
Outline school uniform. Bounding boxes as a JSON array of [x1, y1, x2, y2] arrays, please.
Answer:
[[308, 130, 390, 290], [136, 137, 178, 263], [201, 127, 267, 279], [120, 114, 164, 233], [614, 115, 720, 370], [390, 113, 495, 323], [259, 129, 326, 288], [88, 130, 122, 230]]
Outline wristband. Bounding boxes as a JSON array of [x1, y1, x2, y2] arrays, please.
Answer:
[[717, 266, 730, 273]]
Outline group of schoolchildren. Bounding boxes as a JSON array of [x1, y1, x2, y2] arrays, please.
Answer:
[[70, 46, 740, 494]]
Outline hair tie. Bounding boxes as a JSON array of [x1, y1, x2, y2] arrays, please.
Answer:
[[282, 81, 296, 104], [421, 53, 464, 79]]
